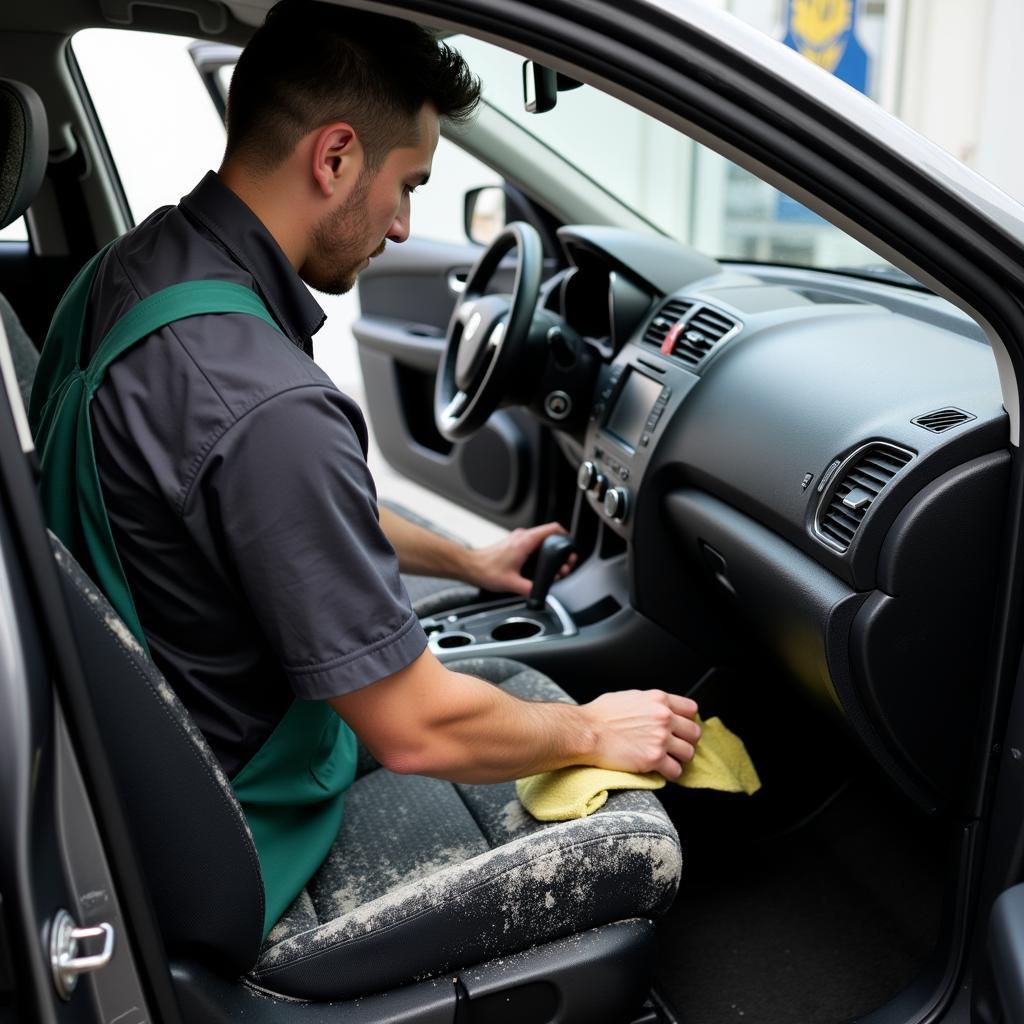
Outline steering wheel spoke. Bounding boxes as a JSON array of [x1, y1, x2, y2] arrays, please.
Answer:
[[441, 390, 470, 423]]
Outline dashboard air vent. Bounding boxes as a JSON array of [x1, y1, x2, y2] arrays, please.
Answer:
[[656, 304, 740, 366], [816, 444, 914, 553], [911, 407, 975, 433], [642, 299, 693, 348]]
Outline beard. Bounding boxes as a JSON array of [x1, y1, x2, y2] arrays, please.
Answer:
[[301, 170, 384, 295]]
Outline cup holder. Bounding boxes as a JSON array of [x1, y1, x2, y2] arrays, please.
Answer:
[[491, 618, 544, 643], [435, 631, 474, 649]]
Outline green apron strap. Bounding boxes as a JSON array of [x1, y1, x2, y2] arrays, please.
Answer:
[[32, 256, 285, 649], [86, 282, 280, 391], [28, 241, 115, 430]]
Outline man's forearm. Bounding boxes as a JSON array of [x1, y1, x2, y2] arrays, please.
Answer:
[[332, 649, 701, 783], [385, 670, 596, 783], [331, 652, 598, 784], [379, 504, 476, 582]]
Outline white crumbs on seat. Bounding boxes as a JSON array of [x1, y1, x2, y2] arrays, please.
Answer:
[[104, 611, 146, 658], [500, 798, 531, 834]]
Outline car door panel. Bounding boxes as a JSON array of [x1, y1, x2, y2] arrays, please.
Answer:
[[354, 237, 545, 527]]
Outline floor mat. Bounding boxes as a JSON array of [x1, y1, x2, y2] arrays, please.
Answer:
[[655, 781, 947, 1024]]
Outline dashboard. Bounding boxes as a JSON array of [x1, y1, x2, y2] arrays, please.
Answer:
[[550, 225, 1009, 816]]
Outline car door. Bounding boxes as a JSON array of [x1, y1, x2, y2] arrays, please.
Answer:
[[0, 327, 181, 1023]]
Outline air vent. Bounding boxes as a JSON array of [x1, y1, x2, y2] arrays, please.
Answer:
[[911, 407, 975, 433], [816, 444, 914, 553], [645, 302, 739, 366], [642, 299, 693, 348]]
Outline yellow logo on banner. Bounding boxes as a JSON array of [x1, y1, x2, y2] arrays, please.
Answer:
[[789, 0, 853, 73]]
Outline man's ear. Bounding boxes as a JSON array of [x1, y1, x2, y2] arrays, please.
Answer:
[[311, 122, 363, 198]]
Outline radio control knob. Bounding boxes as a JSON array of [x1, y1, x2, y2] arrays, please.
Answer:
[[592, 473, 609, 501], [577, 460, 597, 492], [603, 486, 629, 521]]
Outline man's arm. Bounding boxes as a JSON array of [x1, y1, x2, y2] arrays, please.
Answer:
[[330, 648, 701, 784], [378, 505, 576, 596]]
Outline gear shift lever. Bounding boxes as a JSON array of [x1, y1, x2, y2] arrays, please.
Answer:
[[527, 534, 577, 610]]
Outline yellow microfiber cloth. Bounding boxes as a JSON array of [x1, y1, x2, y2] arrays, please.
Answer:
[[516, 716, 761, 821]]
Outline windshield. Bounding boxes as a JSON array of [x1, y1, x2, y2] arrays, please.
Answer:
[[453, 34, 902, 281]]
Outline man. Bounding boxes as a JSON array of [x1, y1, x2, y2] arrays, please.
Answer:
[[39, 0, 700, 928]]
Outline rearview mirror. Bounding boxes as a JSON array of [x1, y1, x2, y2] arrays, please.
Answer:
[[522, 60, 583, 114], [464, 186, 506, 246]]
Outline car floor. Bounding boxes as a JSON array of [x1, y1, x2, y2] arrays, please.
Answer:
[[653, 668, 948, 1024]]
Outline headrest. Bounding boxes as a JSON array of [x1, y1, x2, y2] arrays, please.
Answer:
[[0, 79, 47, 230]]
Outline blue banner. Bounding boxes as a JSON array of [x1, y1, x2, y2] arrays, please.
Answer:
[[782, 0, 868, 93], [777, 1, 869, 222]]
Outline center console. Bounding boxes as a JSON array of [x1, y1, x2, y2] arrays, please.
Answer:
[[421, 594, 576, 656], [577, 347, 697, 538]]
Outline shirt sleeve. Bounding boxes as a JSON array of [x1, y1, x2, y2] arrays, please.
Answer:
[[182, 383, 427, 700]]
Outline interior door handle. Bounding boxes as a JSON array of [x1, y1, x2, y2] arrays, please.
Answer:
[[447, 270, 468, 294]]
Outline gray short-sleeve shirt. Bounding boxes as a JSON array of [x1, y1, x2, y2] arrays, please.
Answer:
[[85, 171, 427, 777]]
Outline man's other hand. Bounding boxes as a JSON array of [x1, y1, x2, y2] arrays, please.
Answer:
[[583, 690, 701, 781], [468, 522, 577, 596]]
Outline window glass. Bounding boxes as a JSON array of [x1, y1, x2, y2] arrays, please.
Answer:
[[75, 31, 498, 248], [72, 29, 227, 223], [453, 34, 890, 275], [0, 217, 28, 242]]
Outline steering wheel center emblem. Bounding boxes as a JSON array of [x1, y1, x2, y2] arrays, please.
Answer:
[[464, 310, 483, 343]]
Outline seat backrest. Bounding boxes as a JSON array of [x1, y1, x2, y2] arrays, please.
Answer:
[[50, 532, 266, 973], [0, 78, 46, 232]]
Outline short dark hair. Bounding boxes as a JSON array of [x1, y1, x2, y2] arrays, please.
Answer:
[[224, 0, 481, 173]]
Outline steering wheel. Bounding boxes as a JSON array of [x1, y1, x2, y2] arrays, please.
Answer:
[[434, 221, 542, 441]]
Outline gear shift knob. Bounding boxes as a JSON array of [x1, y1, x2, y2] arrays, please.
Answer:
[[527, 534, 577, 610]]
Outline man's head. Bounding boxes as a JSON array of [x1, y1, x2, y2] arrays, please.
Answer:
[[222, 0, 480, 293]]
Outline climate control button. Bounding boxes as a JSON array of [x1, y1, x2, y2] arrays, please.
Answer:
[[604, 486, 629, 521], [577, 460, 597, 491]]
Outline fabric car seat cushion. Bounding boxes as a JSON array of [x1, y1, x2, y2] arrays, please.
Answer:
[[252, 657, 681, 1001]]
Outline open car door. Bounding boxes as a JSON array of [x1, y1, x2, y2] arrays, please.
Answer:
[[0, 323, 180, 1023]]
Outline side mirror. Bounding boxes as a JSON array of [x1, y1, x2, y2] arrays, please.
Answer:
[[464, 186, 507, 246]]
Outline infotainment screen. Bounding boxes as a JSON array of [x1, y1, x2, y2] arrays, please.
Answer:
[[603, 370, 663, 451]]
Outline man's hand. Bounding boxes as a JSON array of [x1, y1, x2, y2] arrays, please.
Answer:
[[582, 690, 701, 781], [466, 522, 578, 596], [379, 507, 576, 595]]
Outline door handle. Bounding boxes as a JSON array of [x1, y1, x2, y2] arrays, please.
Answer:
[[447, 270, 468, 294], [49, 909, 116, 999]]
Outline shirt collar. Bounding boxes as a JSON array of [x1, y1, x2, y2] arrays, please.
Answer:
[[179, 171, 326, 354]]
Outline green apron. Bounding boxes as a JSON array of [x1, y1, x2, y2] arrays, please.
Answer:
[[29, 244, 357, 939]]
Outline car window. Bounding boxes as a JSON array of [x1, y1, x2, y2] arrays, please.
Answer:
[[74, 29, 501, 248], [72, 29, 228, 224], [453, 33, 892, 276], [0, 217, 28, 242]]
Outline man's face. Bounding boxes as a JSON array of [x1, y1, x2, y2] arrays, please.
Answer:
[[302, 104, 440, 295]]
